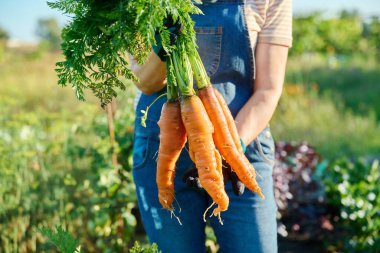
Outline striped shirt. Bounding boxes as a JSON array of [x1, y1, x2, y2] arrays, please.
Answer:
[[245, 0, 293, 47]]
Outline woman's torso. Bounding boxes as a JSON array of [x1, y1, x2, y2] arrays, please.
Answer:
[[134, 0, 256, 136]]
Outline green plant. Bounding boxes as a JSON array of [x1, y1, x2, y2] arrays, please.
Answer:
[[321, 158, 380, 252], [273, 142, 329, 239], [129, 241, 161, 253], [38, 227, 161, 253], [0, 52, 138, 252], [291, 12, 380, 57], [0, 102, 137, 252], [38, 226, 83, 253], [205, 225, 219, 253]]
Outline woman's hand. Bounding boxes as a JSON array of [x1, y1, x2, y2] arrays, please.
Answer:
[[130, 16, 183, 95], [235, 43, 289, 145], [130, 52, 167, 95]]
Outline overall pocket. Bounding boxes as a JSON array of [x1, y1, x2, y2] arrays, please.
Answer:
[[194, 26, 223, 77], [132, 134, 151, 170], [133, 134, 160, 171]]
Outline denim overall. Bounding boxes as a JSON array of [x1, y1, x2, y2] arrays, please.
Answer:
[[132, 1, 277, 252]]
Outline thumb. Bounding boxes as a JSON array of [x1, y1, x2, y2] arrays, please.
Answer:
[[228, 170, 245, 196]]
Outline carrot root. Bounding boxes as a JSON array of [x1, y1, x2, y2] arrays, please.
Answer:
[[170, 210, 183, 226], [156, 101, 187, 209], [198, 86, 264, 198], [181, 95, 229, 214], [213, 88, 243, 153]]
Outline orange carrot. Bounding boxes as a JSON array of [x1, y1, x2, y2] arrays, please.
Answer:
[[198, 86, 264, 199], [156, 101, 187, 210], [213, 88, 243, 153], [181, 95, 229, 215]]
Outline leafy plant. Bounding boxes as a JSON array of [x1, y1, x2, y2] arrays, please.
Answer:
[[291, 12, 380, 57], [38, 227, 161, 253], [273, 142, 380, 253], [38, 226, 83, 253], [129, 241, 161, 253], [273, 142, 331, 239], [321, 158, 380, 253], [0, 71, 138, 252]]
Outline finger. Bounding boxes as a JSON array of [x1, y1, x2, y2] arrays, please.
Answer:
[[229, 170, 245, 196], [157, 47, 167, 61], [173, 23, 184, 34], [169, 32, 178, 45], [234, 181, 245, 196], [222, 159, 233, 184], [194, 177, 203, 189], [185, 177, 203, 189], [164, 15, 175, 27], [169, 24, 183, 45], [182, 168, 199, 182], [222, 166, 230, 184]]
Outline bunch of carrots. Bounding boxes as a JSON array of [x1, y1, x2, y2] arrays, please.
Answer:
[[153, 41, 264, 219], [48, 0, 263, 220]]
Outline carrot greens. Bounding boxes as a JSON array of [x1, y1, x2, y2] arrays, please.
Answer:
[[48, 0, 201, 106]]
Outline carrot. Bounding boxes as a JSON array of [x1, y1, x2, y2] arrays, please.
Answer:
[[181, 95, 229, 215], [213, 88, 243, 153], [198, 86, 264, 199], [156, 101, 187, 210]]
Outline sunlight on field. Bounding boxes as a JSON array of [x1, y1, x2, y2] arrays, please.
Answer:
[[270, 54, 380, 158], [272, 84, 380, 158], [1, 29, 380, 252], [0, 50, 100, 112]]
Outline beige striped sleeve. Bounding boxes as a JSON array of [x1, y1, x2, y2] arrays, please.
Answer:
[[258, 0, 293, 47], [244, 0, 266, 49]]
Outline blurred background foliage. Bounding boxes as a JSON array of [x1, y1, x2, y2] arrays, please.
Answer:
[[291, 12, 380, 57], [0, 10, 379, 253]]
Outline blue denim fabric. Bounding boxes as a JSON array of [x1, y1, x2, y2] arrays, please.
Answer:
[[132, 1, 277, 252]]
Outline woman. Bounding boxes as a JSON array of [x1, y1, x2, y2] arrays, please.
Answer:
[[131, 0, 292, 252]]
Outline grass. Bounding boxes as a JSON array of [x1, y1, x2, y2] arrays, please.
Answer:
[[271, 53, 380, 159], [285, 53, 380, 120], [0, 49, 103, 114], [271, 85, 380, 159]]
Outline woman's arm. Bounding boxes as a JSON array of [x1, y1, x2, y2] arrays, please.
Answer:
[[235, 43, 288, 145], [130, 52, 166, 94]]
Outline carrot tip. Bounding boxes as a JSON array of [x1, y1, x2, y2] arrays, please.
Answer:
[[211, 210, 224, 225], [257, 189, 265, 199], [203, 202, 216, 222], [170, 210, 182, 225]]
